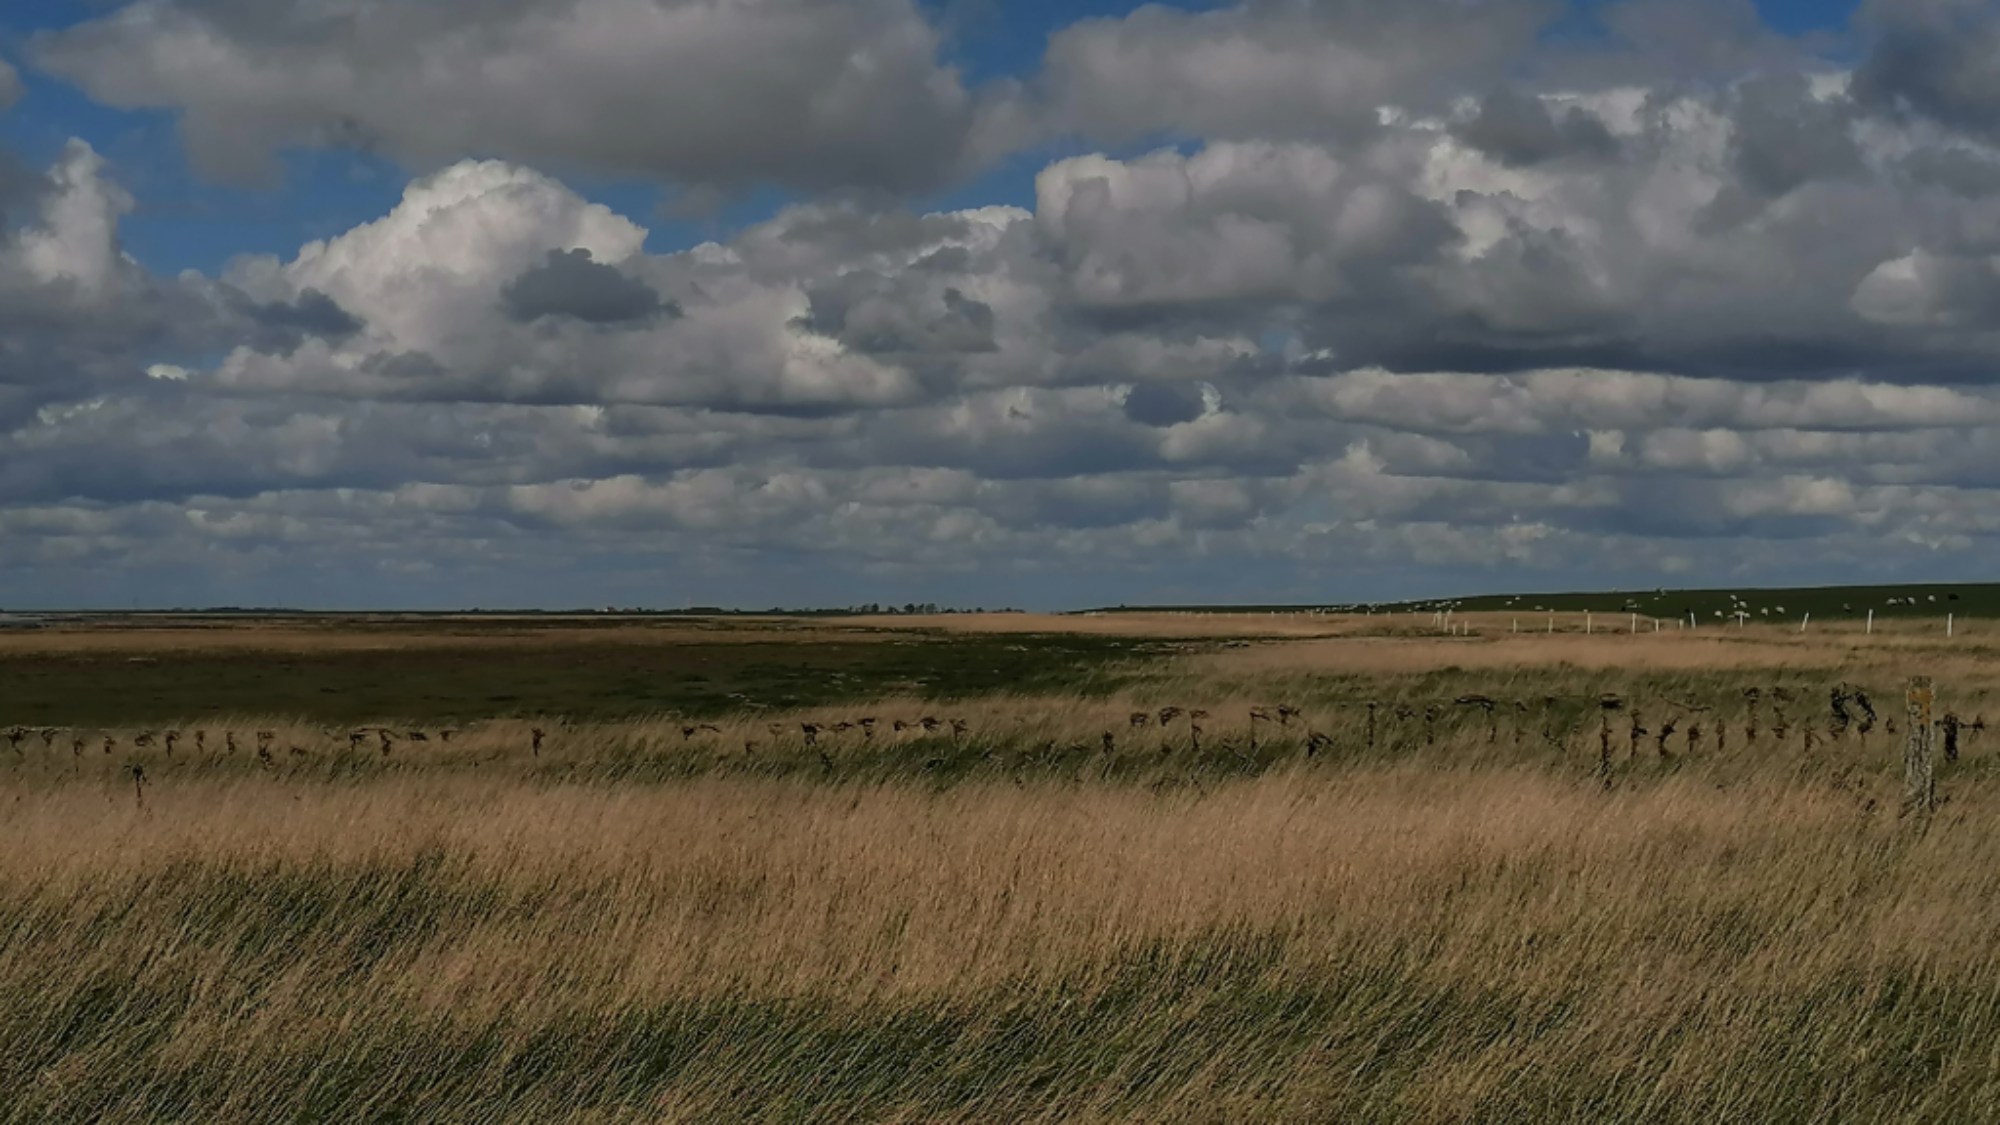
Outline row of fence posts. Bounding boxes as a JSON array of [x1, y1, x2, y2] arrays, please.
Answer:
[[1577, 673, 1947, 819], [1498, 613, 1966, 635]]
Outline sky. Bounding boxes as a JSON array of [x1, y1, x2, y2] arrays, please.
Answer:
[[7, 0, 2000, 612]]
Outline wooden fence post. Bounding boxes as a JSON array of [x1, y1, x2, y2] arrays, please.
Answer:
[[1904, 676, 1935, 817]]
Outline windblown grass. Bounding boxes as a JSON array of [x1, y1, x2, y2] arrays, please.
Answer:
[[5, 769, 2000, 1122], [6, 616, 2000, 1121]]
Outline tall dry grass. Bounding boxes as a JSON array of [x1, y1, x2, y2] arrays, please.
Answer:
[[7, 623, 2000, 1121], [6, 761, 2000, 1122]]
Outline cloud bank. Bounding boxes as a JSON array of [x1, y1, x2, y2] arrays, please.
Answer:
[[8, 0, 2000, 607]]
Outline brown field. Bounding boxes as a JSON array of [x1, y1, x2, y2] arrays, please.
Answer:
[[4, 614, 1999, 1122]]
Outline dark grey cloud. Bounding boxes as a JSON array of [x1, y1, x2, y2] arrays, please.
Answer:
[[0, 148, 46, 232], [1897, 147, 2000, 198], [1439, 432, 1593, 486], [1456, 89, 1620, 167], [1555, 0, 1817, 87], [1721, 74, 1862, 202], [1031, 0, 1548, 147], [798, 276, 995, 357], [501, 249, 669, 326], [1853, 0, 2000, 141], [358, 349, 449, 384], [1575, 477, 1849, 541], [983, 476, 1171, 531], [33, 0, 998, 195], [234, 287, 364, 353], [1122, 382, 1205, 427], [0, 61, 21, 112]]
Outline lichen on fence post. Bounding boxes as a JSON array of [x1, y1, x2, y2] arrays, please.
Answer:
[[1904, 676, 1936, 818]]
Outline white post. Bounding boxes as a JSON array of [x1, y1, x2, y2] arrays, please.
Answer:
[[1800, 613, 1810, 634], [1512, 618, 1518, 634], [1867, 609, 1874, 635], [1548, 614, 1554, 634], [1631, 613, 1638, 634], [1948, 613, 1954, 638], [1586, 612, 1593, 635], [1688, 611, 1696, 630]]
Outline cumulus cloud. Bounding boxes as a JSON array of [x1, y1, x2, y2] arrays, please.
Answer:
[[1030, 0, 1546, 146], [5, 140, 135, 300], [1035, 143, 1453, 310], [0, 140, 254, 438], [33, 0, 996, 195], [199, 164, 1073, 415], [18, 0, 2000, 605], [0, 60, 22, 112]]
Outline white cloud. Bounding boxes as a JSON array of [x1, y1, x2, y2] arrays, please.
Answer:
[[21, 1, 2000, 605], [5, 140, 133, 300]]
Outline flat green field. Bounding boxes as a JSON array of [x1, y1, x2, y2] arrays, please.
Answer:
[[0, 616, 1145, 727]]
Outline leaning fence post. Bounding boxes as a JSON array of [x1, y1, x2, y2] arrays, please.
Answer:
[[1904, 676, 1935, 817]]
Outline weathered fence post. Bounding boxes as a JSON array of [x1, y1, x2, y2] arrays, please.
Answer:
[[1904, 676, 1935, 817], [1597, 695, 1622, 788]]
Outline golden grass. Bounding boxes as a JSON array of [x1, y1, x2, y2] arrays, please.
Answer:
[[831, 611, 1359, 637], [9, 617, 2000, 1121], [7, 764, 2000, 1121], [1, 768, 1967, 1004]]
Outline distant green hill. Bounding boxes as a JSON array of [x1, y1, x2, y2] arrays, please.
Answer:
[[1088, 581, 2000, 622]]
